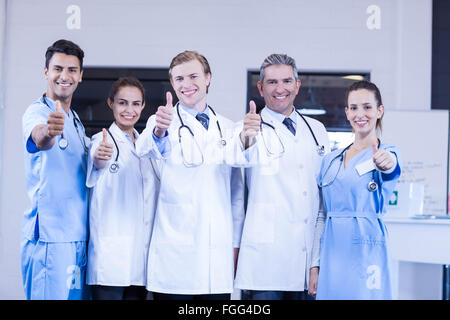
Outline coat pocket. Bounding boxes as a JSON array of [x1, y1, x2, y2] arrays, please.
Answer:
[[97, 236, 133, 284], [155, 202, 196, 245], [242, 203, 275, 244]]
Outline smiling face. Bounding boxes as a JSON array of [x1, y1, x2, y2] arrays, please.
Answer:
[[170, 59, 211, 111], [257, 64, 301, 116], [108, 86, 145, 133], [45, 52, 83, 102], [345, 88, 384, 137]]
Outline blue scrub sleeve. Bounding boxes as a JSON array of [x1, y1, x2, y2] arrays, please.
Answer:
[[376, 145, 402, 214], [378, 146, 402, 183], [22, 102, 50, 153]]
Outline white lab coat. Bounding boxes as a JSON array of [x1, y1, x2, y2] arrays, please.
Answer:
[[86, 122, 160, 286], [136, 105, 245, 294], [234, 107, 330, 291]]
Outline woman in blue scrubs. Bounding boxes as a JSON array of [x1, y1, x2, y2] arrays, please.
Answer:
[[309, 80, 401, 300]]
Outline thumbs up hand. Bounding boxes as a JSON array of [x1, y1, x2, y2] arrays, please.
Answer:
[[240, 100, 261, 149], [372, 139, 395, 171], [46, 100, 65, 137], [94, 128, 114, 163], [154, 91, 174, 138]]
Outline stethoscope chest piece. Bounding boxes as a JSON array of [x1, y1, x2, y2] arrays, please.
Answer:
[[367, 180, 378, 192], [219, 139, 226, 147], [106, 128, 121, 174], [58, 138, 68, 150], [109, 162, 120, 174], [317, 145, 325, 156]]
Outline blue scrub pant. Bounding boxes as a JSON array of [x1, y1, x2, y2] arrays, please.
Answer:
[[21, 238, 89, 300], [241, 290, 314, 300]]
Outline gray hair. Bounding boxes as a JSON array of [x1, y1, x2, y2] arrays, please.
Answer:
[[259, 53, 299, 83]]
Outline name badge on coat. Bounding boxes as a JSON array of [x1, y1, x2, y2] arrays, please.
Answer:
[[355, 159, 375, 176]]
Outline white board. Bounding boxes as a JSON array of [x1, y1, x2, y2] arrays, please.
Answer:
[[382, 110, 449, 216]]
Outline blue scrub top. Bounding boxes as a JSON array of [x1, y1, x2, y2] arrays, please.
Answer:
[[22, 96, 89, 242], [319, 144, 401, 215], [316, 144, 402, 300]]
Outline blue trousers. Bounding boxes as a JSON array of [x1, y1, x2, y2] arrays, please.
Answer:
[[21, 238, 89, 300]]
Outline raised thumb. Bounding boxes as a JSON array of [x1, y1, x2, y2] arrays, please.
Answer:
[[102, 128, 108, 143], [55, 100, 63, 113], [249, 100, 256, 114], [166, 91, 173, 108]]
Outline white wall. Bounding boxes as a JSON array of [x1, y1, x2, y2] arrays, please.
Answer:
[[0, 0, 433, 299]]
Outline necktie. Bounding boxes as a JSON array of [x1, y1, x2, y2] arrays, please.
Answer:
[[196, 113, 209, 130], [282, 117, 296, 136]]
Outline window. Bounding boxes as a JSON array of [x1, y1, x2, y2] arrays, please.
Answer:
[[71, 67, 174, 137]]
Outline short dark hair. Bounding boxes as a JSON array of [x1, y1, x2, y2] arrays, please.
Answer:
[[346, 80, 384, 132], [45, 39, 85, 70], [108, 77, 146, 104]]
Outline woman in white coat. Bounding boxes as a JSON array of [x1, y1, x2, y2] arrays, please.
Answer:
[[136, 51, 245, 300], [86, 77, 159, 300]]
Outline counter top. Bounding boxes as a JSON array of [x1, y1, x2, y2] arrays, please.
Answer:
[[384, 215, 450, 265], [384, 216, 450, 225]]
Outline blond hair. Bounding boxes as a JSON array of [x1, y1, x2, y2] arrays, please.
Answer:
[[168, 51, 212, 92]]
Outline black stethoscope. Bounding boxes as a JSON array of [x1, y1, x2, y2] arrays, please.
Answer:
[[319, 141, 380, 192], [176, 102, 226, 147], [260, 108, 326, 156], [41, 94, 88, 154], [106, 128, 120, 173]]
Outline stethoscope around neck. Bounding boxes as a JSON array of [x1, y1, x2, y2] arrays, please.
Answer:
[[104, 127, 139, 174], [176, 102, 226, 146], [175, 102, 226, 168], [260, 108, 326, 157], [107, 127, 160, 179], [106, 128, 120, 173], [41, 94, 87, 153], [318, 141, 380, 192]]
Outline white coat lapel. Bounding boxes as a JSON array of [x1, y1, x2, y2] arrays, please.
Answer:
[[179, 104, 213, 148], [293, 111, 319, 152], [109, 122, 138, 157], [205, 107, 222, 141], [261, 107, 291, 140], [293, 110, 309, 139], [178, 105, 206, 135], [203, 107, 227, 165]]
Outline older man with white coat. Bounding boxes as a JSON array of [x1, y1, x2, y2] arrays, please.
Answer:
[[234, 53, 330, 300]]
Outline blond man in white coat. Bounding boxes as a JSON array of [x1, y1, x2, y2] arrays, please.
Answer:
[[234, 54, 330, 300], [136, 51, 245, 300]]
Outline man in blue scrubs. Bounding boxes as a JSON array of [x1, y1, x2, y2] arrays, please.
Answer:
[[21, 39, 89, 300]]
